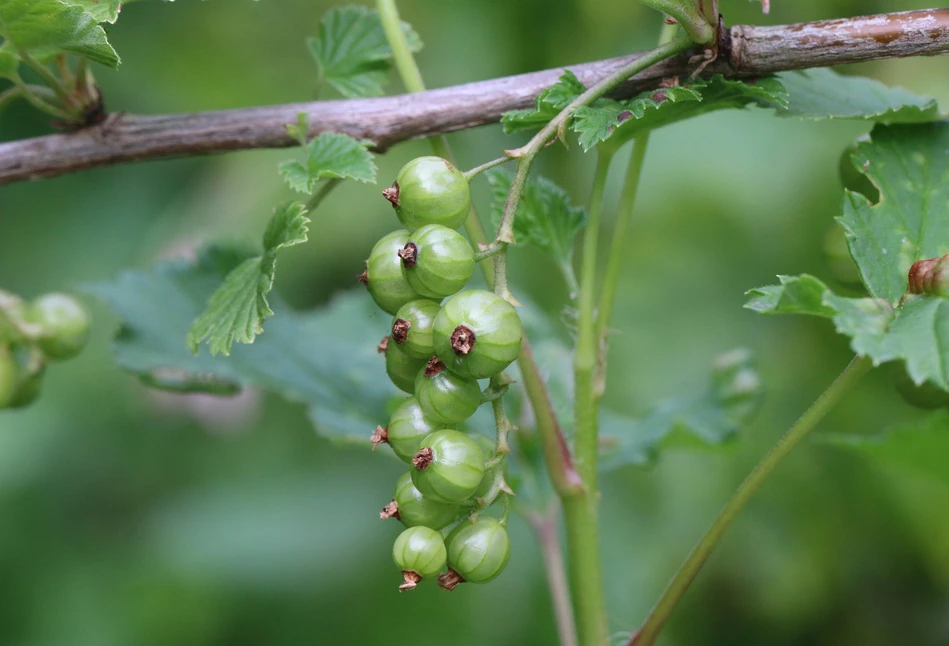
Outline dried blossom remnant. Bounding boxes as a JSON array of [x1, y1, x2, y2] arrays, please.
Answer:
[[450, 325, 476, 355], [437, 569, 465, 591], [383, 181, 400, 208], [399, 570, 422, 592], [392, 319, 412, 344], [412, 447, 434, 470], [424, 357, 445, 377], [908, 254, 949, 297], [380, 500, 399, 520], [370, 425, 388, 449], [357, 270, 369, 285], [377, 336, 389, 353], [398, 243, 418, 268]]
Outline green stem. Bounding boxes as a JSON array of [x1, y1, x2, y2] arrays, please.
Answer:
[[10, 76, 72, 120], [464, 155, 513, 180], [630, 355, 873, 646], [593, 136, 649, 399], [0, 86, 22, 112], [19, 51, 76, 116], [528, 503, 579, 646], [305, 178, 341, 211]]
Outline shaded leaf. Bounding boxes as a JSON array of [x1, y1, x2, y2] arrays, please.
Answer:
[[61, 0, 122, 23], [744, 274, 836, 317], [278, 131, 376, 194], [501, 70, 585, 134], [0, 0, 119, 67]]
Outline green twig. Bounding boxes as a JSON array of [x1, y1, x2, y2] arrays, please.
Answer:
[[305, 178, 342, 211], [464, 155, 513, 180], [19, 51, 76, 117], [10, 77, 72, 120], [630, 355, 873, 646]]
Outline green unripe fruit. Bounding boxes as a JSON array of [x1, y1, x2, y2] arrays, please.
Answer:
[[392, 299, 441, 360], [440, 518, 511, 589], [473, 434, 502, 499], [0, 347, 17, 409], [411, 429, 486, 504], [892, 363, 949, 410], [398, 225, 474, 300], [362, 230, 426, 315], [380, 472, 461, 530], [28, 293, 90, 361], [373, 396, 446, 462], [383, 337, 426, 394], [392, 526, 447, 591], [9, 367, 44, 409], [433, 290, 522, 379], [384, 156, 471, 231], [415, 358, 482, 424]]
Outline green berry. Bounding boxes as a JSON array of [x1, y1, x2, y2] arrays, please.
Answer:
[[392, 526, 447, 591], [892, 363, 949, 410], [440, 518, 511, 589], [414, 358, 482, 424], [28, 293, 90, 361], [0, 347, 17, 409], [380, 472, 461, 530], [9, 366, 44, 409], [410, 429, 486, 504], [362, 230, 426, 315], [433, 290, 522, 379], [384, 156, 471, 231], [392, 299, 441, 361], [473, 434, 502, 499], [383, 337, 427, 394], [398, 225, 474, 300], [374, 396, 446, 462]]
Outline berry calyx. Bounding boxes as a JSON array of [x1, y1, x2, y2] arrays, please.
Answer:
[[433, 290, 523, 379], [399, 225, 475, 300], [384, 339, 427, 395], [28, 293, 90, 361], [389, 156, 471, 231], [410, 430, 486, 503], [384, 396, 446, 463], [392, 526, 447, 591], [392, 299, 441, 360], [414, 358, 482, 424], [440, 518, 511, 588], [385, 472, 461, 529], [363, 230, 426, 315]]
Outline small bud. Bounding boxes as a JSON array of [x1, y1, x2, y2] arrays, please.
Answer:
[[437, 569, 465, 591], [370, 425, 388, 450], [908, 254, 949, 297], [450, 325, 476, 355], [397, 243, 418, 268], [383, 182, 400, 208]]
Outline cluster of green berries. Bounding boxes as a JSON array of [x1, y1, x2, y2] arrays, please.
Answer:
[[0, 292, 90, 410], [359, 156, 522, 592]]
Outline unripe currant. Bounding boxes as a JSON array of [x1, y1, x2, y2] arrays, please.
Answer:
[[392, 299, 441, 360], [411, 429, 486, 504], [392, 526, 447, 591], [908, 254, 949, 299], [0, 346, 17, 409], [28, 293, 90, 361], [415, 358, 482, 425], [439, 518, 511, 590], [473, 433, 502, 499], [398, 225, 474, 300], [380, 472, 461, 530], [372, 396, 446, 463], [361, 230, 426, 315], [433, 290, 522, 379], [9, 367, 44, 409], [383, 156, 471, 231], [383, 337, 427, 394]]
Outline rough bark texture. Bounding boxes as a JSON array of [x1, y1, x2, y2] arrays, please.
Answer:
[[0, 9, 947, 185]]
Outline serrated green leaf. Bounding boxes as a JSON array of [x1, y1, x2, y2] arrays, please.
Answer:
[[744, 274, 835, 317], [600, 348, 762, 471], [822, 412, 949, 488], [61, 0, 122, 23], [501, 70, 585, 134], [840, 122, 949, 305], [286, 112, 309, 147], [87, 248, 401, 445], [187, 203, 310, 356], [0, 0, 119, 67], [307, 5, 421, 99], [776, 69, 940, 123], [278, 132, 376, 194], [487, 169, 585, 271]]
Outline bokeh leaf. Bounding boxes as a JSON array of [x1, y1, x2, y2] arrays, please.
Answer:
[[745, 274, 836, 317], [0, 0, 119, 67], [88, 247, 399, 444], [307, 5, 422, 98], [187, 203, 310, 356], [278, 130, 377, 194]]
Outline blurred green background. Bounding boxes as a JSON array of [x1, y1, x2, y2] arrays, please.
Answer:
[[2, 1, 949, 645]]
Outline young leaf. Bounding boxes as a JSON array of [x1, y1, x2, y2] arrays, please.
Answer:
[[599, 348, 763, 471], [187, 203, 309, 356], [744, 274, 836, 318], [822, 412, 949, 488], [776, 69, 940, 123], [841, 122, 949, 305], [61, 0, 122, 23], [501, 70, 586, 134], [88, 248, 401, 445], [307, 5, 422, 98], [487, 169, 585, 278], [0, 0, 119, 67], [278, 131, 376, 194]]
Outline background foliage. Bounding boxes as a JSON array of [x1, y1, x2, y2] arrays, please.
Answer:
[[1, 1, 948, 644]]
